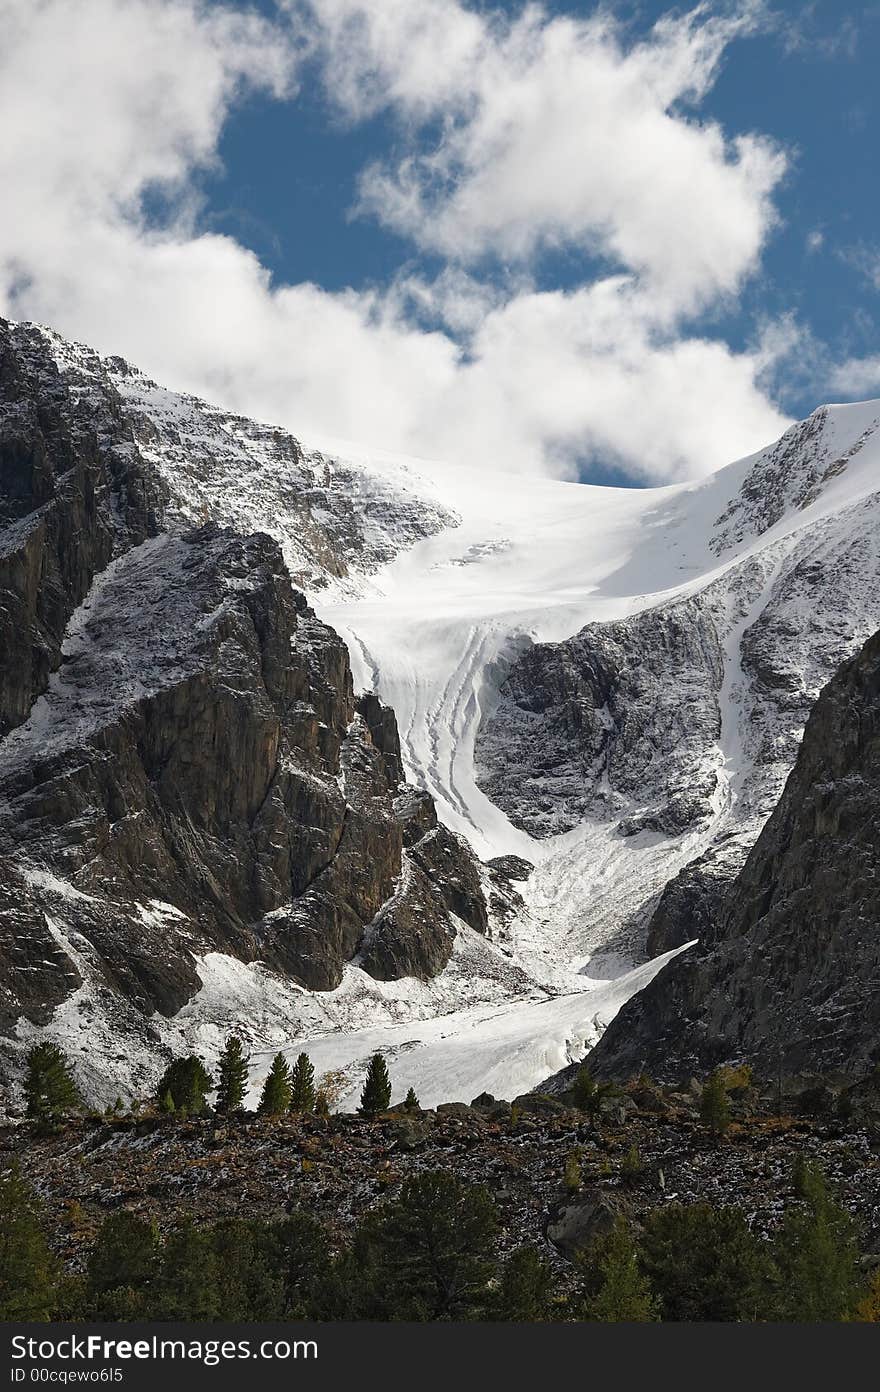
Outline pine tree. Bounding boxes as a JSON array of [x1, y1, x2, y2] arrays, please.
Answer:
[[490, 1246, 556, 1321], [289, 1053, 316, 1115], [23, 1043, 81, 1126], [86, 1211, 160, 1318], [700, 1069, 730, 1138], [586, 1219, 658, 1322], [639, 1202, 771, 1321], [572, 1066, 596, 1112], [215, 1036, 249, 1115], [151, 1221, 219, 1321], [258, 1054, 292, 1116], [358, 1171, 498, 1319], [403, 1087, 420, 1111], [155, 1056, 212, 1114], [0, 1165, 58, 1320], [210, 1219, 284, 1321], [358, 1053, 391, 1117], [158, 1089, 175, 1116], [770, 1161, 861, 1321]]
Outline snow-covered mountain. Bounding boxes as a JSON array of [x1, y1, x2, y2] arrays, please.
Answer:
[[2, 319, 879, 1107]]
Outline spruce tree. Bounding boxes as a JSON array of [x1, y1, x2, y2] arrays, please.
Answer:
[[586, 1219, 658, 1322], [0, 1166, 58, 1320], [403, 1087, 420, 1111], [358, 1053, 392, 1117], [215, 1036, 249, 1115], [289, 1053, 316, 1115], [23, 1043, 81, 1126], [700, 1069, 731, 1138], [155, 1056, 212, 1114], [258, 1054, 292, 1116]]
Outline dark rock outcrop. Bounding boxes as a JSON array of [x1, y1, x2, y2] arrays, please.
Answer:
[[0, 319, 166, 734], [0, 324, 487, 1033], [588, 626, 880, 1081], [475, 599, 723, 838]]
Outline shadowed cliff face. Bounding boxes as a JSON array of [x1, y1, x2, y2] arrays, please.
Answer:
[[587, 625, 880, 1082], [0, 320, 167, 735], [0, 322, 486, 1034]]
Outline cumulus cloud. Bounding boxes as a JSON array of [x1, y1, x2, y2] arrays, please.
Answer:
[[312, 0, 784, 312], [0, 0, 792, 482]]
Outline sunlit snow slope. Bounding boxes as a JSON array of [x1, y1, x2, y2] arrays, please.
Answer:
[[313, 403, 880, 988]]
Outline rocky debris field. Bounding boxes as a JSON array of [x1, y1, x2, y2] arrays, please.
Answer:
[[4, 1080, 879, 1280]]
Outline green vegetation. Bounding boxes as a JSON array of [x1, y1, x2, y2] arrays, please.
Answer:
[[215, 1036, 248, 1115], [23, 1043, 81, 1128], [2, 1154, 877, 1323], [358, 1053, 392, 1118], [155, 1056, 212, 1116], [699, 1069, 731, 1138], [0, 1166, 58, 1320], [258, 1054, 292, 1116], [289, 1053, 317, 1115]]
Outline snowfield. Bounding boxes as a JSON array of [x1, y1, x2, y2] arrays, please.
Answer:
[[12, 328, 880, 1106]]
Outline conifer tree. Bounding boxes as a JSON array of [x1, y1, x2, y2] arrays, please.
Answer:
[[491, 1246, 556, 1321], [215, 1036, 248, 1115], [152, 1221, 219, 1321], [0, 1166, 58, 1321], [700, 1069, 731, 1138], [358, 1171, 498, 1319], [258, 1054, 292, 1116], [639, 1202, 770, 1321], [155, 1056, 212, 1115], [86, 1211, 160, 1318], [358, 1053, 392, 1117], [585, 1218, 658, 1322], [23, 1043, 82, 1126], [289, 1053, 316, 1115], [158, 1089, 175, 1116], [403, 1086, 420, 1111], [572, 1066, 596, 1112], [770, 1161, 861, 1321], [564, 1149, 582, 1192]]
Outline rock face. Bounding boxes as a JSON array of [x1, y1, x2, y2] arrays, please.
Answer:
[[476, 598, 724, 839], [475, 406, 880, 962], [0, 320, 486, 1041], [587, 626, 880, 1081], [0, 321, 165, 734]]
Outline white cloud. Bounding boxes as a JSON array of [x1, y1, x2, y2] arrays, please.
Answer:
[[307, 0, 784, 313], [829, 356, 880, 399], [0, 0, 792, 483]]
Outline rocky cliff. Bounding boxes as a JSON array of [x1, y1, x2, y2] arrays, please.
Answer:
[[0, 319, 486, 1057], [586, 624, 880, 1080]]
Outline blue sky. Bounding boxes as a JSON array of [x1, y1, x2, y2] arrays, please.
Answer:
[[2, 0, 879, 485], [211, 0, 880, 420]]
